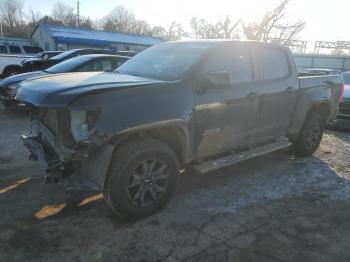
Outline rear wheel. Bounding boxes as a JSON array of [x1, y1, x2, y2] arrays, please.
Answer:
[[104, 137, 179, 218], [293, 111, 324, 157]]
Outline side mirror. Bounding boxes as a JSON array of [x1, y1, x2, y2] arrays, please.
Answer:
[[199, 71, 232, 92]]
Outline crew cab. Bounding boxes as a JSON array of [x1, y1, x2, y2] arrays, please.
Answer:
[[16, 41, 343, 218], [0, 44, 43, 78]]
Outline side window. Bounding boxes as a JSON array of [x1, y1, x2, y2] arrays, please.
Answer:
[[114, 57, 127, 68], [259, 48, 290, 81], [23, 46, 43, 54], [100, 59, 114, 71], [202, 45, 253, 85], [0, 45, 7, 54], [9, 45, 22, 54], [78, 59, 109, 72]]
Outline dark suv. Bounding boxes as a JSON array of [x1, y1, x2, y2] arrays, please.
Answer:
[[22, 48, 116, 72], [337, 72, 350, 122]]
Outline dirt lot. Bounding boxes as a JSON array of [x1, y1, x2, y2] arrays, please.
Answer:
[[1, 108, 350, 262]]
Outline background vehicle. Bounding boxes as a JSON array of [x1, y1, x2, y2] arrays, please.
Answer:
[[21, 48, 116, 73], [0, 44, 43, 78], [0, 54, 129, 108], [116, 51, 137, 57], [298, 68, 342, 76], [21, 51, 63, 65], [17, 41, 343, 218], [337, 71, 350, 123]]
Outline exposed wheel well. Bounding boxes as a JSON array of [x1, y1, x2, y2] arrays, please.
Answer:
[[111, 126, 187, 165]]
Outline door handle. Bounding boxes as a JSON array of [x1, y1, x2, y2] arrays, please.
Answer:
[[286, 87, 296, 93], [246, 92, 259, 99]]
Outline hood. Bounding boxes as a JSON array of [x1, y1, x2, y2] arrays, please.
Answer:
[[16, 72, 165, 107], [344, 84, 350, 98], [0, 71, 49, 88]]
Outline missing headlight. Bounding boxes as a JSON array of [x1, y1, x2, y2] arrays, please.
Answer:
[[70, 110, 100, 141]]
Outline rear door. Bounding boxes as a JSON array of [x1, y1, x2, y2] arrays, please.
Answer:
[[194, 43, 261, 158], [255, 45, 298, 142]]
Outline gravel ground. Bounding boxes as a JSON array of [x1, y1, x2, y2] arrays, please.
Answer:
[[1, 108, 350, 262]]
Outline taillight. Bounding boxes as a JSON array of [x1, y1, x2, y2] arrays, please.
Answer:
[[340, 82, 344, 103]]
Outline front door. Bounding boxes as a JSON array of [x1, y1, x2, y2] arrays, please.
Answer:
[[193, 43, 261, 159]]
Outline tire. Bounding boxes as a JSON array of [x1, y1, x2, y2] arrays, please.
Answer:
[[104, 137, 179, 218], [293, 111, 324, 157], [3, 68, 21, 78]]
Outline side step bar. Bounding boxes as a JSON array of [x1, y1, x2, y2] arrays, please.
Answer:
[[193, 137, 291, 173]]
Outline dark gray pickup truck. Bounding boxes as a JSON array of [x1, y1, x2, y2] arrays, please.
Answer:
[[16, 40, 344, 218]]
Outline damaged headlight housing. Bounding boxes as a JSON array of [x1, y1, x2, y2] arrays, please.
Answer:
[[8, 84, 19, 96], [70, 110, 100, 141]]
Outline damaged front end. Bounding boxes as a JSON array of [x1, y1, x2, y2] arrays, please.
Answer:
[[22, 107, 114, 190]]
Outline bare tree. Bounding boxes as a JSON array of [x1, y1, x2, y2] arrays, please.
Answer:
[[0, 0, 27, 37], [51, 2, 77, 27], [190, 18, 220, 39], [102, 6, 137, 33], [189, 16, 240, 39], [152, 21, 186, 41], [241, 0, 305, 42]]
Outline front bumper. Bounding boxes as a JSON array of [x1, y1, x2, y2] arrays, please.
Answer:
[[21, 120, 113, 190], [0, 94, 27, 108], [21, 135, 60, 179]]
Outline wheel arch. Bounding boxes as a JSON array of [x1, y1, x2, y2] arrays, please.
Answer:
[[307, 101, 331, 124], [3, 64, 22, 76], [109, 122, 192, 166]]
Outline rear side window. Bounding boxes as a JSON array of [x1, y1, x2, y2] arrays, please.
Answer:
[[9, 45, 21, 54], [259, 48, 289, 81], [0, 45, 7, 54], [22, 46, 43, 54], [203, 45, 253, 84]]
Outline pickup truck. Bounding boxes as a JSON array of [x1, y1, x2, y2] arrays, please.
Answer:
[[0, 44, 43, 78], [16, 40, 344, 218], [337, 71, 350, 123]]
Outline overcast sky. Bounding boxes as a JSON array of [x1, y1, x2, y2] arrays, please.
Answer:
[[24, 0, 349, 43]]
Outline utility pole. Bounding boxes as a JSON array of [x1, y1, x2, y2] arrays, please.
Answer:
[[0, 21, 3, 38], [77, 1, 80, 27]]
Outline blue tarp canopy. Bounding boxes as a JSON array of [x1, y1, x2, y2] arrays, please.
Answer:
[[54, 36, 111, 47], [33, 24, 163, 47]]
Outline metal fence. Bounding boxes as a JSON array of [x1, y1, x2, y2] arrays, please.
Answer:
[[294, 54, 350, 72]]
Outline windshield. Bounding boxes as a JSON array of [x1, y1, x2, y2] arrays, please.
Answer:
[[50, 49, 77, 60], [46, 56, 91, 73], [343, 73, 350, 85], [116, 42, 214, 80]]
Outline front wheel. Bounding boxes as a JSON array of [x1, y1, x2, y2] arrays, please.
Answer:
[[293, 111, 324, 157], [104, 137, 179, 218], [3, 68, 21, 78]]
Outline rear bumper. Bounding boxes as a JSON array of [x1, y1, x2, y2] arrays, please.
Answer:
[[337, 114, 350, 120]]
